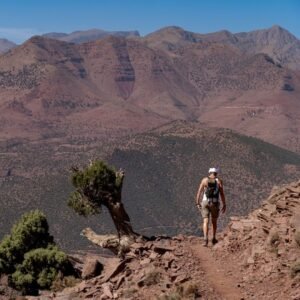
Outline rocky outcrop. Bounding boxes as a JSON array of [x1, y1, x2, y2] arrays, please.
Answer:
[[30, 235, 218, 299], [214, 180, 300, 299]]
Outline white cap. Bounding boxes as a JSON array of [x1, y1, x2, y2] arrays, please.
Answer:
[[208, 167, 218, 174]]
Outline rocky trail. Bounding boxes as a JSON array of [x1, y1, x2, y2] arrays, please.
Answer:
[[189, 242, 244, 300]]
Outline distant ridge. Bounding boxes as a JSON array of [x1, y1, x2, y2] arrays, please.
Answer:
[[145, 25, 300, 70], [42, 28, 140, 43], [0, 38, 16, 53], [2, 25, 299, 70]]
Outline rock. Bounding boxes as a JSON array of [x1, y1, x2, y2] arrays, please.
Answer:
[[149, 252, 159, 260], [82, 257, 103, 279], [130, 242, 145, 250], [172, 234, 185, 241], [230, 221, 244, 232], [140, 258, 151, 265], [173, 249, 184, 256], [67, 254, 85, 277], [101, 282, 113, 299], [76, 280, 89, 292], [103, 258, 128, 282], [247, 257, 255, 265], [153, 244, 175, 254], [137, 276, 145, 287], [174, 274, 190, 284], [115, 275, 125, 290]]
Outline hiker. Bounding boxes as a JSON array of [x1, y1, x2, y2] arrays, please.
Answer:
[[195, 167, 226, 246]]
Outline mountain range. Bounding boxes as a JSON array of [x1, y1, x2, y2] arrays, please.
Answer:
[[0, 25, 300, 152], [2, 25, 300, 69]]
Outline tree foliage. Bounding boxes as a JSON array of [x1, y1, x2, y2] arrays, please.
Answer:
[[68, 160, 123, 216], [0, 210, 73, 295]]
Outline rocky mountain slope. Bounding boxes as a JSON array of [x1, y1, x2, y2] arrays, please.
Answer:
[[0, 38, 16, 53], [0, 27, 300, 152], [18, 180, 299, 299], [213, 180, 300, 299], [1, 121, 300, 250]]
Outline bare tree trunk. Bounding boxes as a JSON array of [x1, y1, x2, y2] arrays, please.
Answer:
[[81, 228, 133, 255], [106, 202, 137, 238]]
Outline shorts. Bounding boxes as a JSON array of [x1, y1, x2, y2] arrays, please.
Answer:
[[201, 199, 220, 219]]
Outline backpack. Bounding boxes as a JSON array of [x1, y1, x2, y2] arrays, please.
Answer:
[[205, 178, 220, 200]]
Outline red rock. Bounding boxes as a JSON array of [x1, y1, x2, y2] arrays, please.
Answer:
[[103, 258, 128, 282], [149, 252, 159, 260], [101, 282, 113, 299], [82, 257, 103, 279], [140, 258, 151, 265], [174, 274, 190, 284], [153, 244, 175, 254], [115, 275, 125, 290]]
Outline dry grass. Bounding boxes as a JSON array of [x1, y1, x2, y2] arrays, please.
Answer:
[[158, 293, 181, 300], [51, 275, 80, 292], [158, 282, 200, 300], [144, 269, 161, 286], [122, 287, 138, 298]]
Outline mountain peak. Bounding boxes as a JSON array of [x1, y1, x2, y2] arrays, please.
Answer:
[[0, 38, 17, 53], [268, 24, 297, 39]]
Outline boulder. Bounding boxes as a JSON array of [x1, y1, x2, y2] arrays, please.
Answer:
[[82, 257, 103, 279]]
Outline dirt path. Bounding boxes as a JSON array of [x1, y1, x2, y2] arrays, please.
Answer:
[[189, 241, 244, 300]]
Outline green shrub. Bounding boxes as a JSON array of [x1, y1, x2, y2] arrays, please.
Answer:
[[11, 246, 71, 293], [0, 210, 74, 295], [0, 210, 53, 274]]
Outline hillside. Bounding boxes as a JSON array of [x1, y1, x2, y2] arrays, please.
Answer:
[[110, 121, 300, 235], [9, 179, 299, 299], [1, 121, 300, 250], [213, 179, 300, 299], [0, 26, 300, 152]]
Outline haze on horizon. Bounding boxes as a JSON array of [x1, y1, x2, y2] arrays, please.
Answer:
[[0, 0, 299, 43]]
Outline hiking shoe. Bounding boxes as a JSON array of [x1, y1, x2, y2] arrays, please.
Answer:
[[203, 238, 208, 247], [212, 238, 218, 245]]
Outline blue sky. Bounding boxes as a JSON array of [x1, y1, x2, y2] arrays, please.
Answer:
[[0, 0, 299, 43]]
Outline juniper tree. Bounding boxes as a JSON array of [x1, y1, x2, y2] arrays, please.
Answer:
[[68, 160, 136, 239], [0, 210, 73, 295]]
